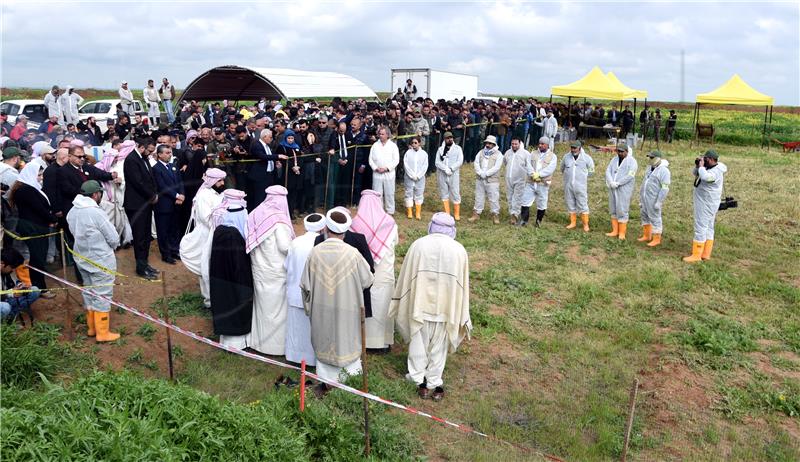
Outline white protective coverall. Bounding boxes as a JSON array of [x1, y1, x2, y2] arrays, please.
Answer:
[[605, 149, 638, 223], [435, 141, 464, 204], [639, 160, 671, 234], [473, 147, 503, 215], [561, 149, 595, 214], [504, 146, 531, 217]]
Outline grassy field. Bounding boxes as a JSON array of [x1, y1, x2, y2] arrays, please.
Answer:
[[1, 120, 797, 459], [179, 139, 799, 460]]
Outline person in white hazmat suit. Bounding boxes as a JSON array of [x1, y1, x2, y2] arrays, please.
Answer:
[[520, 136, 558, 227], [604, 142, 638, 240], [561, 140, 595, 232], [637, 151, 671, 247], [435, 131, 464, 221], [179, 168, 227, 307], [60, 86, 83, 125], [503, 137, 531, 225], [468, 135, 503, 225], [43, 86, 64, 126], [403, 137, 428, 220], [66, 180, 121, 342], [534, 111, 558, 151], [684, 150, 728, 263]]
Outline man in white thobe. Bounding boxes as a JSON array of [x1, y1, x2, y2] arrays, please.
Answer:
[[390, 212, 471, 402], [350, 190, 398, 352], [434, 131, 464, 221], [179, 168, 227, 307], [245, 185, 295, 356], [201, 189, 246, 307], [368, 127, 399, 214], [284, 213, 325, 366], [302, 209, 374, 397]]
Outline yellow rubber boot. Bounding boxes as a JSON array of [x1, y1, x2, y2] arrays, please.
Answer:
[[407, 207, 413, 219], [442, 200, 450, 215], [605, 218, 619, 237], [94, 311, 120, 342], [647, 234, 662, 247], [683, 241, 705, 263], [86, 310, 96, 337], [701, 240, 714, 260], [415, 204, 422, 220], [618, 222, 628, 240], [453, 203, 461, 221], [581, 213, 590, 232], [637, 224, 652, 242], [566, 213, 577, 229]]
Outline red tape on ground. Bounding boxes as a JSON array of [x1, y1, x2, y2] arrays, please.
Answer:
[[31, 265, 566, 462]]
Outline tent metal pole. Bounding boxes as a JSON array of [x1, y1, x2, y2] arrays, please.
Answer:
[[633, 98, 637, 136], [761, 105, 769, 149], [567, 96, 572, 129]]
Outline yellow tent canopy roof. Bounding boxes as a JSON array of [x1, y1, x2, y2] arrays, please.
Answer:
[[606, 72, 648, 99], [550, 67, 627, 100], [696, 74, 774, 106]]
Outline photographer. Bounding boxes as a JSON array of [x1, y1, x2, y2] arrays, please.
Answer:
[[684, 150, 728, 263]]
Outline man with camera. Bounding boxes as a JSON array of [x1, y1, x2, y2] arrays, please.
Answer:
[[684, 150, 728, 263]]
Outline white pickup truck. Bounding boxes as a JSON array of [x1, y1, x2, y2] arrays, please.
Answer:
[[78, 99, 146, 132]]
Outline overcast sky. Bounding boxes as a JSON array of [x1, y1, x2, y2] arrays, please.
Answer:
[[2, 1, 798, 105]]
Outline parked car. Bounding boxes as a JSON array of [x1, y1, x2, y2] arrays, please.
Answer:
[[78, 99, 146, 132], [0, 99, 46, 129]]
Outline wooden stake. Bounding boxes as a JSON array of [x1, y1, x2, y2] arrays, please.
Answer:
[[300, 359, 306, 412], [360, 304, 371, 457], [161, 271, 174, 381], [59, 230, 73, 340], [620, 377, 639, 462]]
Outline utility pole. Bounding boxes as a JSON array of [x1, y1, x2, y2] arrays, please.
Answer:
[[680, 49, 685, 102]]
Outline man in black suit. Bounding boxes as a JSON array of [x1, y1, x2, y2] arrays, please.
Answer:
[[313, 216, 375, 318], [328, 122, 354, 207], [152, 145, 185, 264], [123, 137, 159, 279], [246, 128, 286, 211], [57, 146, 116, 216]]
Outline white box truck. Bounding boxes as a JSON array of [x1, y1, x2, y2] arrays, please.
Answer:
[[390, 68, 478, 101]]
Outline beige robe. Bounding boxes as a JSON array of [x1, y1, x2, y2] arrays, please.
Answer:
[[301, 238, 374, 367], [248, 223, 292, 355], [390, 233, 471, 353]]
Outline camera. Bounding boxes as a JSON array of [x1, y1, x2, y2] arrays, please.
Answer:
[[718, 196, 737, 211]]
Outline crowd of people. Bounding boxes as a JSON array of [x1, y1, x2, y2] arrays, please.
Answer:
[[1, 81, 725, 401]]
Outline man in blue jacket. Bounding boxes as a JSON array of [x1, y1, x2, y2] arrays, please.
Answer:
[[152, 144, 185, 264]]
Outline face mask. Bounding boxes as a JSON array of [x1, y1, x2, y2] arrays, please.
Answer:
[[483, 147, 492, 156]]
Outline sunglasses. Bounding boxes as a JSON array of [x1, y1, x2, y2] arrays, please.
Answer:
[[71, 154, 86, 158]]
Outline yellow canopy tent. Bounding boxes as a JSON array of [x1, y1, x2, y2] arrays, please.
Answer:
[[606, 72, 648, 100], [692, 74, 774, 148], [550, 67, 648, 136]]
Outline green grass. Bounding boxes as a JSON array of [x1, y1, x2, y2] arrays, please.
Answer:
[[151, 291, 208, 318], [136, 322, 158, 341]]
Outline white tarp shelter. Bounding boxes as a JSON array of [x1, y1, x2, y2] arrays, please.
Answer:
[[178, 65, 378, 103]]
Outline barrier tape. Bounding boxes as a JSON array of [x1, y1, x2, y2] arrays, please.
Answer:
[[63, 243, 161, 283], [3, 229, 62, 241], [29, 264, 565, 462]]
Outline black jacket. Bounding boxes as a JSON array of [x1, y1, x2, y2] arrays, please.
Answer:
[[123, 149, 156, 210], [152, 161, 185, 214], [247, 139, 280, 183], [314, 230, 375, 317], [42, 163, 63, 214], [13, 184, 56, 228], [57, 162, 114, 215]]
